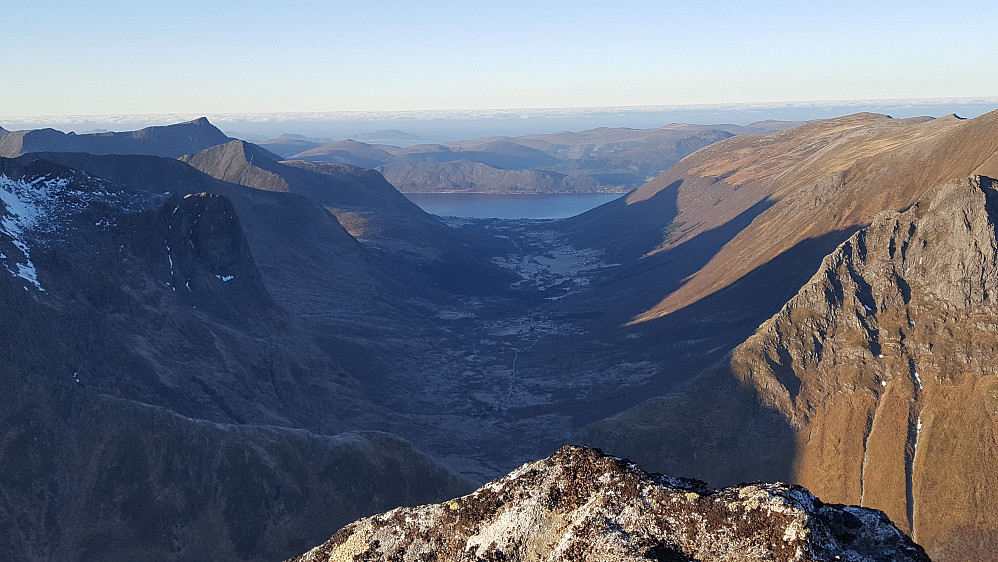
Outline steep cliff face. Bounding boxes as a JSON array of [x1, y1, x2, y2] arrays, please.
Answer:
[[0, 157, 477, 561], [291, 446, 927, 562], [580, 175, 998, 560], [729, 175, 998, 558], [182, 141, 517, 297]]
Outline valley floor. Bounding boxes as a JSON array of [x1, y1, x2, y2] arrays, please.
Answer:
[[358, 218, 683, 481]]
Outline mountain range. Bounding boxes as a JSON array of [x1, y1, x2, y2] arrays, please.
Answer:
[[3, 111, 998, 561], [260, 121, 802, 194], [571, 111, 998, 560], [0, 117, 232, 158]]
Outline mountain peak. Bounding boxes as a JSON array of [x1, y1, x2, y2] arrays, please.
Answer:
[[721, 174, 998, 553], [193, 138, 284, 167], [180, 140, 290, 193], [0, 119, 232, 158], [290, 445, 928, 562]]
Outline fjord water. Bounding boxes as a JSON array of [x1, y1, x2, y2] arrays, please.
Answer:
[[404, 192, 623, 219]]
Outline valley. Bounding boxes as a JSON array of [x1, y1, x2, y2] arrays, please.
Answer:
[[3, 111, 998, 561]]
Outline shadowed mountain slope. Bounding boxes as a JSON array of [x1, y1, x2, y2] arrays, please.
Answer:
[[0, 117, 232, 158], [16, 150, 390, 323], [280, 140, 397, 168], [0, 390, 470, 562], [564, 111, 998, 325], [582, 175, 998, 561], [181, 140, 516, 296], [256, 136, 323, 158], [0, 156, 471, 561], [378, 160, 580, 193], [0, 154, 374, 431], [181, 140, 417, 213]]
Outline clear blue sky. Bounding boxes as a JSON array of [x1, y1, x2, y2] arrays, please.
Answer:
[[3, 0, 996, 116]]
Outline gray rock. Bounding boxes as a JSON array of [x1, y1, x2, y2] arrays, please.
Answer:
[[291, 446, 928, 562]]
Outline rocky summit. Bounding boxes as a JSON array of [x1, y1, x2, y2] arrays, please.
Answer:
[[290, 446, 927, 562]]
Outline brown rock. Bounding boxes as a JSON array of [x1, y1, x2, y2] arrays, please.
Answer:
[[586, 176, 998, 561], [290, 446, 928, 562], [730, 175, 998, 557]]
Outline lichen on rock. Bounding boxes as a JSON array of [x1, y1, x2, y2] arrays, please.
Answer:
[[289, 445, 928, 562]]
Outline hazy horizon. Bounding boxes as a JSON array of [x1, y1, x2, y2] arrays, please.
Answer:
[[4, 97, 997, 145]]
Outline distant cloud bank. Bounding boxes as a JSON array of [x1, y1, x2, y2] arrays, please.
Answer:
[[4, 97, 997, 143]]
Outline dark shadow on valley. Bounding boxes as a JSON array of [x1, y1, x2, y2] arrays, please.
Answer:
[[566, 228, 861, 487], [551, 226, 860, 428]]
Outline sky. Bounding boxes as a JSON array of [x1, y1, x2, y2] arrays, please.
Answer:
[[3, 0, 997, 119]]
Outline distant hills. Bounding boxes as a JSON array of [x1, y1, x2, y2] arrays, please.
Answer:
[[349, 129, 420, 143], [260, 121, 804, 194]]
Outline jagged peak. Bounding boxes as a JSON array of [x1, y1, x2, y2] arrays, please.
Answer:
[[734, 174, 998, 419], [290, 445, 928, 562], [194, 138, 283, 167]]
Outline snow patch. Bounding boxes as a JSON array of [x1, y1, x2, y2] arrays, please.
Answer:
[[216, 274, 234, 282], [1, 173, 121, 292], [0, 175, 57, 291], [165, 244, 176, 291]]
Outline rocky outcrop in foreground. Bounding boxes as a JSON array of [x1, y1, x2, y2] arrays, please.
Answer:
[[290, 446, 927, 561]]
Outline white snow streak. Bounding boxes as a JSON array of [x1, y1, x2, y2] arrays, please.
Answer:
[[0, 175, 65, 291], [166, 244, 176, 291]]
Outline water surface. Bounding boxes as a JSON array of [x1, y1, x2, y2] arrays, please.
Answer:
[[405, 192, 624, 219]]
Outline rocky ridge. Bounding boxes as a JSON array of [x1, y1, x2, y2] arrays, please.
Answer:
[[291, 446, 927, 562], [582, 175, 998, 561], [563, 111, 998, 324], [730, 175, 998, 558], [180, 139, 516, 297], [0, 155, 473, 561], [0, 117, 231, 159]]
